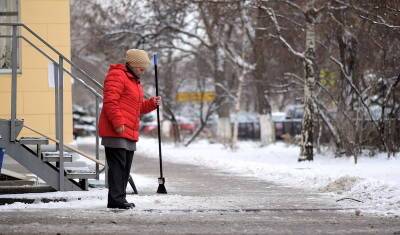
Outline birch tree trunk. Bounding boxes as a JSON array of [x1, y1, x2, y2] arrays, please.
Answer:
[[259, 114, 275, 145], [231, 72, 243, 150], [215, 46, 231, 145], [254, 3, 274, 146], [299, 0, 317, 161]]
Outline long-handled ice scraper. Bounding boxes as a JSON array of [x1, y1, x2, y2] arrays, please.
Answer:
[[153, 54, 167, 194]]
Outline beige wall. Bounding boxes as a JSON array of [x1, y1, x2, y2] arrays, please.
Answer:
[[0, 0, 73, 143]]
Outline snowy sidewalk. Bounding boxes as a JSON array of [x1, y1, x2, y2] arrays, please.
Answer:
[[0, 145, 340, 212], [135, 138, 400, 217], [0, 138, 400, 234]]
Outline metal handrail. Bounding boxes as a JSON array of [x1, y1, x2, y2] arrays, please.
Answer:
[[2, 23, 104, 189], [0, 22, 104, 90], [20, 36, 103, 98], [0, 36, 103, 98]]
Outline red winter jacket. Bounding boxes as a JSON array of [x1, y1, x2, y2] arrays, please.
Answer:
[[98, 64, 157, 141]]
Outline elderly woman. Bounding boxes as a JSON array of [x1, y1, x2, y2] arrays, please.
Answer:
[[99, 49, 160, 209]]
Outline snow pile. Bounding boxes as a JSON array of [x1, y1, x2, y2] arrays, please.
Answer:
[[136, 138, 400, 216], [320, 176, 362, 193]]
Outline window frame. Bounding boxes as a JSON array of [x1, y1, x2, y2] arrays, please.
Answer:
[[0, 0, 21, 74]]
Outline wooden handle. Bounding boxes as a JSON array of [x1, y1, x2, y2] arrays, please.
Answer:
[[23, 125, 105, 166]]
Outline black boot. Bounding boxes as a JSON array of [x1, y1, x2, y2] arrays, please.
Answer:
[[124, 202, 135, 208], [107, 202, 135, 209], [123, 198, 135, 208]]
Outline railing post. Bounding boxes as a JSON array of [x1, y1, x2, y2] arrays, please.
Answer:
[[54, 62, 60, 151], [58, 56, 64, 191], [10, 25, 18, 142], [95, 96, 100, 180]]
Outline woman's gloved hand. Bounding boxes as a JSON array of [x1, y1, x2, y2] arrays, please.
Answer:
[[153, 96, 162, 106], [115, 125, 125, 134]]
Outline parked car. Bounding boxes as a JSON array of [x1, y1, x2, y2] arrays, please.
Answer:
[[73, 105, 96, 138], [231, 112, 260, 140], [140, 113, 196, 136], [272, 112, 286, 139], [272, 105, 303, 139], [176, 116, 196, 134], [285, 104, 304, 119], [140, 113, 158, 135]]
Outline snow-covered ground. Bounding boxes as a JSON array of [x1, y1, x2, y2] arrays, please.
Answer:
[[0, 190, 237, 212], [132, 137, 400, 216], [0, 171, 237, 211], [2, 137, 399, 216]]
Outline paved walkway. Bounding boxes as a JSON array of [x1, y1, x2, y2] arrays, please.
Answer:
[[0, 143, 399, 234]]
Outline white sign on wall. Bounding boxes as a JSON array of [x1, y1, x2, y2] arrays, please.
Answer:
[[48, 62, 55, 88]]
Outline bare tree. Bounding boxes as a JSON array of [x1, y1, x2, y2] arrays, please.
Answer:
[[70, 0, 400, 157], [264, 0, 324, 161]]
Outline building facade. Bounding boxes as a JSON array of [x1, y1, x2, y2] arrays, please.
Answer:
[[0, 0, 73, 142]]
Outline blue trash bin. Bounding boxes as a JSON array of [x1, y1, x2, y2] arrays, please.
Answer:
[[0, 148, 4, 174]]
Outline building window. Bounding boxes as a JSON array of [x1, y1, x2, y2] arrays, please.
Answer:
[[0, 0, 19, 71]]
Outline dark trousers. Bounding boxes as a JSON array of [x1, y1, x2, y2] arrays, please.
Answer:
[[105, 147, 134, 206]]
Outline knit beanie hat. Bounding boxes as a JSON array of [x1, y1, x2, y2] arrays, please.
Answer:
[[125, 49, 151, 69]]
